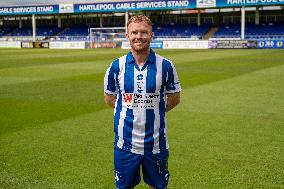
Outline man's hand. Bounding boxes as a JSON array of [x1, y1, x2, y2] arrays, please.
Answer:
[[166, 92, 180, 112], [104, 93, 117, 108]]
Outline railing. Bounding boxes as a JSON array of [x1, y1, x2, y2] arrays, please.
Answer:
[[0, 34, 283, 42], [211, 34, 284, 40]]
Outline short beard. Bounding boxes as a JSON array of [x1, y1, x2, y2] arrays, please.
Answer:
[[130, 41, 151, 52]]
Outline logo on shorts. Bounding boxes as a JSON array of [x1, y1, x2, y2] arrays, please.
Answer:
[[114, 171, 120, 182]]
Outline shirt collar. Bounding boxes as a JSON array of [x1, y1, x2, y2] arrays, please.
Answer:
[[127, 48, 155, 64]]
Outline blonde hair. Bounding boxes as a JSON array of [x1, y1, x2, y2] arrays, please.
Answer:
[[127, 15, 153, 28]]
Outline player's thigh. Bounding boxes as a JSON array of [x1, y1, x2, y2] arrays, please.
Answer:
[[114, 148, 142, 188], [142, 152, 170, 189]]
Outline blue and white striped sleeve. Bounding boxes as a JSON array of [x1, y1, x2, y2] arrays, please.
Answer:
[[104, 59, 119, 95], [165, 61, 182, 94]]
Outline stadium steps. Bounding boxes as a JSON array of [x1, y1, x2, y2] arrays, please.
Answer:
[[3, 28, 16, 36], [39, 27, 66, 40], [204, 27, 218, 39], [54, 27, 69, 36]]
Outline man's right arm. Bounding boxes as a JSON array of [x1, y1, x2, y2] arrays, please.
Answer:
[[104, 60, 119, 108], [104, 93, 117, 108]]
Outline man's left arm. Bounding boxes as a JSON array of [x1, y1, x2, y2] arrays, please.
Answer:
[[166, 92, 180, 112]]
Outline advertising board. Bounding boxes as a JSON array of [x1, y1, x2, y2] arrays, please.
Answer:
[[34, 42, 49, 48], [163, 40, 209, 49], [121, 41, 163, 49], [21, 42, 33, 48], [49, 41, 85, 49], [209, 40, 257, 49], [257, 40, 284, 49], [0, 41, 21, 48], [91, 42, 118, 48]]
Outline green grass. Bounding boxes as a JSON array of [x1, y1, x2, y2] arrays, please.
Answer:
[[0, 48, 283, 188]]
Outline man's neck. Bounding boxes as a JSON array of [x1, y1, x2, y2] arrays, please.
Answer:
[[131, 49, 150, 66]]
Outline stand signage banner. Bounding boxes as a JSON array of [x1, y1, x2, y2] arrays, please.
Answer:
[[0, 5, 59, 15], [74, 0, 191, 13], [1, 0, 284, 15], [217, 0, 284, 7]]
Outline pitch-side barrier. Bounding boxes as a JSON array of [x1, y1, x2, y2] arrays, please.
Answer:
[[121, 39, 284, 49], [0, 40, 283, 49]]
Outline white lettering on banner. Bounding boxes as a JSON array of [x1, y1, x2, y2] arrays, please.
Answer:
[[14, 7, 37, 13], [228, 0, 281, 4], [265, 40, 274, 47], [0, 6, 55, 14], [79, 4, 115, 11], [227, 0, 245, 4], [167, 0, 189, 7], [136, 1, 167, 9], [116, 3, 136, 9], [37, 6, 53, 13], [122, 93, 160, 109], [0, 8, 13, 13]]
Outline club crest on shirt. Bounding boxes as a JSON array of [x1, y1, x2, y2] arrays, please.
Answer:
[[122, 93, 160, 109], [136, 74, 144, 94], [137, 74, 143, 80]]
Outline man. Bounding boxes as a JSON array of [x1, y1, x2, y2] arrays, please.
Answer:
[[104, 15, 181, 189]]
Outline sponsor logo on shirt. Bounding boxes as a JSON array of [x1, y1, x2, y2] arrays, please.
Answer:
[[122, 93, 160, 109]]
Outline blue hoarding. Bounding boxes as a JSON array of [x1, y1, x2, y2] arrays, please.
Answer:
[[257, 40, 284, 48], [150, 41, 163, 48], [217, 0, 284, 7], [0, 0, 284, 15]]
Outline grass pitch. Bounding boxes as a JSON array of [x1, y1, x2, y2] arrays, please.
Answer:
[[0, 48, 283, 188]]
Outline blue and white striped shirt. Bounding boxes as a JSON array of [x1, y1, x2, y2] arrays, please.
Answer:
[[104, 49, 181, 155]]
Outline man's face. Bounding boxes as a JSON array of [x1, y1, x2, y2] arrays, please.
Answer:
[[126, 21, 153, 52]]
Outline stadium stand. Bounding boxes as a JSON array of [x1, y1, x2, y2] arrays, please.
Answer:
[[6, 26, 61, 37], [153, 24, 211, 39], [246, 22, 284, 39], [0, 9, 283, 41], [1, 21, 283, 40], [0, 27, 14, 36], [212, 22, 284, 39], [212, 24, 241, 38], [56, 25, 89, 41]]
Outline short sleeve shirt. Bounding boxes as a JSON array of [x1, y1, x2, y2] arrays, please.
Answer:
[[104, 49, 181, 154]]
